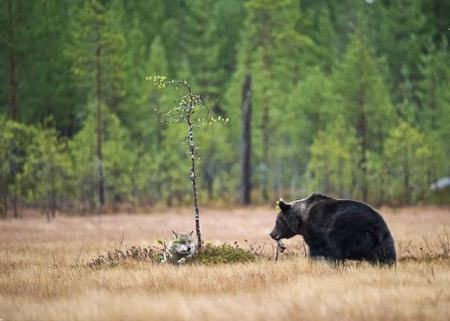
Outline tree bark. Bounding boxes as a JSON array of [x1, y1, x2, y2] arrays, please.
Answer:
[[240, 74, 252, 205], [95, 43, 105, 211], [0, 161, 6, 219], [187, 109, 201, 250], [185, 84, 202, 250], [7, 0, 19, 122], [261, 106, 269, 201], [260, 12, 271, 201], [403, 145, 411, 205], [51, 176, 56, 219], [356, 88, 369, 202], [13, 193, 18, 218], [6, 0, 19, 218], [45, 166, 50, 222]]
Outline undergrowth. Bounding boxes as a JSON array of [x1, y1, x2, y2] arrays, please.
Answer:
[[399, 227, 450, 263], [193, 243, 256, 265], [87, 242, 258, 268], [87, 245, 164, 268]]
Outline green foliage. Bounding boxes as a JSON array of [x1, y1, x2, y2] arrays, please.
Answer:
[[69, 107, 137, 209], [0, 117, 36, 216], [65, 0, 126, 112], [382, 122, 445, 204], [19, 123, 71, 215], [284, 69, 336, 175], [193, 243, 256, 265], [334, 33, 395, 152], [1, 0, 449, 213], [306, 118, 359, 198], [331, 34, 396, 200]]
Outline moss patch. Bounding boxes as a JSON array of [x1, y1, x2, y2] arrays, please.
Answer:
[[193, 243, 256, 265]]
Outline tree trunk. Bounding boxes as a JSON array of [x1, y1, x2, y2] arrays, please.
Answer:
[[95, 43, 105, 212], [7, 0, 19, 122], [51, 180, 56, 219], [9, 157, 18, 218], [356, 90, 368, 202], [6, 0, 19, 218], [240, 74, 252, 205], [360, 142, 368, 202], [205, 172, 214, 200], [45, 167, 50, 222], [185, 84, 202, 250], [13, 193, 18, 218], [261, 106, 269, 201], [1, 162, 7, 219], [260, 13, 271, 202], [403, 145, 411, 205], [187, 112, 202, 249]]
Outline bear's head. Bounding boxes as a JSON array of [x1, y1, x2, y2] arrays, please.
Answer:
[[269, 193, 331, 240]]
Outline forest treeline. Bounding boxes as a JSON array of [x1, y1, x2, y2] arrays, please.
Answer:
[[1, 0, 449, 217]]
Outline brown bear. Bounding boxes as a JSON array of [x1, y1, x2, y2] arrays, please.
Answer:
[[270, 193, 396, 265]]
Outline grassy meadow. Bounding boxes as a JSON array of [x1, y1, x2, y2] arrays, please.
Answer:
[[1, 206, 449, 321]]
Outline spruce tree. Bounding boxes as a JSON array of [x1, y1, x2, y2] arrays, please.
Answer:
[[66, 0, 125, 210], [334, 33, 395, 201]]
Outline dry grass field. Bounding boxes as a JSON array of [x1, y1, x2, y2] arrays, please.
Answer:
[[1, 206, 450, 321]]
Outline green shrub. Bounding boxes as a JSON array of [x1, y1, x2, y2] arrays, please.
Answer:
[[193, 243, 256, 265]]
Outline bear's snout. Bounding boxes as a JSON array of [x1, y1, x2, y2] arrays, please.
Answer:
[[269, 230, 279, 240]]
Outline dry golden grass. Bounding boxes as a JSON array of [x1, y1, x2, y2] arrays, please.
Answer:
[[1, 206, 450, 321]]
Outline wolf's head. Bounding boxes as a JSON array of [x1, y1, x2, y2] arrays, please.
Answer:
[[170, 231, 195, 255]]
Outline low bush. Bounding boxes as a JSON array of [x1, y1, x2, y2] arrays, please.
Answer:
[[87, 242, 257, 268], [87, 245, 164, 268], [193, 243, 256, 265]]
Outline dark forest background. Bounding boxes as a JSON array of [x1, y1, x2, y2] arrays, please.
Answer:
[[1, 0, 449, 218]]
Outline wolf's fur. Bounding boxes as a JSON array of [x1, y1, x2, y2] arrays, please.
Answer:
[[162, 231, 196, 264]]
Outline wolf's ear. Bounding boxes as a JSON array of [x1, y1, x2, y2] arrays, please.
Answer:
[[172, 230, 179, 238], [278, 199, 291, 212], [189, 231, 194, 237]]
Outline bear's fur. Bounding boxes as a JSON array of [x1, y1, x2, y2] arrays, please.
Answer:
[[270, 193, 396, 265]]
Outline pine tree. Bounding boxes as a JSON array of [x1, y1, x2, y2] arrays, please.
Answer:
[[19, 124, 71, 220], [418, 40, 450, 163], [16, 1, 76, 133], [0, 0, 32, 122], [183, 0, 224, 110], [286, 68, 336, 168], [69, 107, 136, 210], [66, 0, 126, 210], [383, 122, 443, 204], [334, 33, 395, 201], [0, 118, 37, 218], [379, 0, 428, 110], [226, 0, 312, 200], [306, 117, 359, 198]]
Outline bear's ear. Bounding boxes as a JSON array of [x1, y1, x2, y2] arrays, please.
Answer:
[[278, 199, 291, 212]]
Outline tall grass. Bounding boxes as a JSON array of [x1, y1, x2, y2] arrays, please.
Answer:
[[0, 206, 449, 321]]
